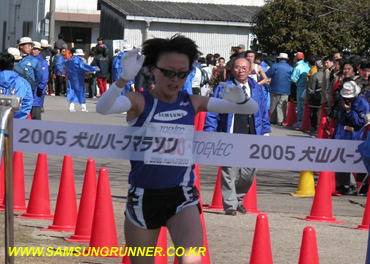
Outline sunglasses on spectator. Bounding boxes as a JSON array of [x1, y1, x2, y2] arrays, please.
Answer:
[[155, 66, 190, 79]]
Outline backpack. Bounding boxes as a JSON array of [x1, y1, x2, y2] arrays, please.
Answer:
[[13, 65, 36, 91], [200, 68, 209, 87]]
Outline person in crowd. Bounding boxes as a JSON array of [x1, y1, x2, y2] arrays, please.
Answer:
[[48, 48, 58, 96], [111, 44, 136, 94], [306, 55, 318, 85], [268, 50, 277, 66], [358, 63, 370, 94], [65, 49, 99, 112], [291, 52, 310, 128], [54, 46, 67, 96], [321, 56, 335, 105], [54, 33, 67, 50], [244, 50, 268, 86], [31, 41, 49, 120], [92, 47, 109, 96], [225, 46, 240, 80], [198, 57, 213, 96], [329, 60, 360, 122], [96, 37, 107, 49], [333, 81, 369, 195], [307, 58, 324, 132], [237, 44, 246, 58], [40, 39, 51, 64], [0, 51, 33, 119], [96, 34, 258, 263], [213, 53, 220, 66], [87, 48, 97, 98], [204, 57, 270, 216], [205, 54, 214, 70], [192, 63, 202, 95], [17, 37, 43, 94], [212, 57, 226, 82], [266, 52, 293, 125], [256, 53, 269, 72]]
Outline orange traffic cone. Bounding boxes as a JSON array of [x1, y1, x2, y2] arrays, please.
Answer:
[[299, 100, 311, 131], [18, 154, 53, 220], [249, 213, 273, 264], [0, 152, 27, 211], [42, 155, 77, 231], [298, 226, 319, 264], [65, 158, 97, 242], [357, 189, 370, 230], [155, 227, 168, 264], [318, 102, 327, 123], [204, 167, 223, 210], [301, 171, 343, 223], [242, 176, 261, 214], [317, 117, 326, 139], [283, 98, 297, 126], [195, 111, 207, 131], [85, 167, 119, 257]]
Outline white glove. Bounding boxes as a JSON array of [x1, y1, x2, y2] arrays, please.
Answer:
[[218, 82, 246, 104], [120, 48, 145, 81], [364, 113, 370, 126]]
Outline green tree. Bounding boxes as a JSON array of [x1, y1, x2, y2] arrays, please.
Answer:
[[252, 0, 370, 56]]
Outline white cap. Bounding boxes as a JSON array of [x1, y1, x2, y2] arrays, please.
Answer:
[[74, 49, 85, 56], [340, 81, 361, 98], [18, 37, 34, 46], [7, 47, 22, 61], [33, 41, 42, 50], [40, 39, 50, 48]]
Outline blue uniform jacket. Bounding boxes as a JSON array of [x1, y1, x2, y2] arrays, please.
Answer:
[[112, 51, 126, 82], [203, 78, 271, 135], [333, 96, 369, 140], [54, 54, 66, 76], [291, 60, 310, 89], [33, 54, 49, 107], [65, 56, 98, 104], [19, 54, 43, 86], [180, 66, 195, 94], [266, 60, 293, 95], [0, 70, 33, 119]]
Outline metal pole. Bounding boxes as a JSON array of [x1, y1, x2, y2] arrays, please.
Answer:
[[49, 0, 55, 47], [0, 94, 21, 264]]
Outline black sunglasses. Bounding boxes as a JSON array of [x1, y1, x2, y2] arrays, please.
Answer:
[[155, 66, 190, 79]]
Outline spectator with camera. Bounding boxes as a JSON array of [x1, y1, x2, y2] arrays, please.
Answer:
[[333, 81, 369, 195]]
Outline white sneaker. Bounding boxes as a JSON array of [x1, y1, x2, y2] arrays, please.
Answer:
[[293, 121, 302, 128], [81, 109, 88, 112], [69, 109, 76, 112]]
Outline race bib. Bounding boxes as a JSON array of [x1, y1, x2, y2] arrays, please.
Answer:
[[144, 123, 194, 166]]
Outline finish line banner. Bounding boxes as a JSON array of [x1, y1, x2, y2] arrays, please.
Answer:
[[13, 119, 367, 173]]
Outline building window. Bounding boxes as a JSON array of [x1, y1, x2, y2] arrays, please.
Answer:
[[22, 21, 33, 38], [2, 21, 6, 52]]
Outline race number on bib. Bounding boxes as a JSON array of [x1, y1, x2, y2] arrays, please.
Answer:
[[144, 123, 194, 166]]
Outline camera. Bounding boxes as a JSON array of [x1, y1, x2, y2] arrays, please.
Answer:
[[344, 99, 350, 105]]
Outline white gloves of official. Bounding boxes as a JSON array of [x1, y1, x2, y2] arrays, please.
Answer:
[[218, 82, 246, 104], [120, 48, 145, 81]]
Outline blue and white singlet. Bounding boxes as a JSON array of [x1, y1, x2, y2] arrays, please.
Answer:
[[128, 90, 196, 189]]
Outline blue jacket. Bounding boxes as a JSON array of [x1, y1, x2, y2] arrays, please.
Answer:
[[54, 54, 66, 76], [0, 70, 33, 119], [266, 60, 293, 95], [112, 51, 126, 82], [65, 56, 98, 104], [203, 78, 271, 135], [291, 60, 310, 89], [180, 65, 196, 94], [19, 54, 43, 86], [333, 96, 369, 140], [33, 54, 49, 107]]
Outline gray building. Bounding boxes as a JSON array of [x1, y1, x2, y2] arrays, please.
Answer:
[[98, 0, 261, 59]]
